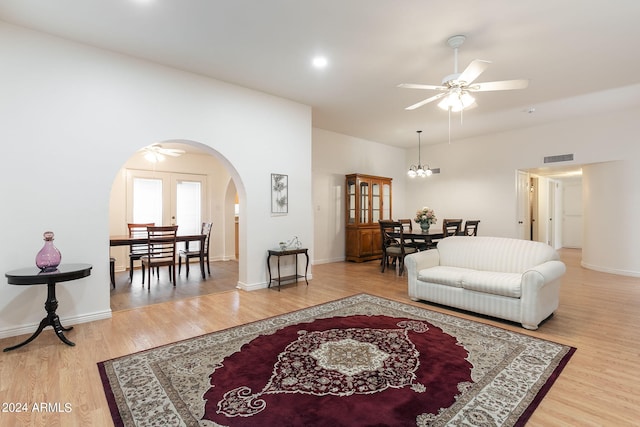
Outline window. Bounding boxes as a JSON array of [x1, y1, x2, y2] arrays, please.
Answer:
[[127, 170, 206, 249]]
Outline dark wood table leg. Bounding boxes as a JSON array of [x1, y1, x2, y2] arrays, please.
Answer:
[[3, 280, 74, 352], [267, 252, 273, 288], [277, 254, 282, 291], [303, 250, 309, 285]]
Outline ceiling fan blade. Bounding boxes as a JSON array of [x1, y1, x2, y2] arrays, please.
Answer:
[[405, 92, 448, 110], [469, 79, 530, 92], [397, 83, 447, 91], [458, 59, 491, 85]]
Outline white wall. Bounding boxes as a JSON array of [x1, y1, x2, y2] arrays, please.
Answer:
[[407, 108, 640, 246], [0, 23, 312, 337], [582, 161, 640, 276], [312, 128, 407, 264], [313, 106, 640, 277]]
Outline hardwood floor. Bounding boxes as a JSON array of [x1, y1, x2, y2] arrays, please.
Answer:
[[0, 249, 639, 426], [109, 260, 239, 311]]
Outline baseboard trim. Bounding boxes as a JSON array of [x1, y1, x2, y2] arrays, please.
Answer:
[[313, 257, 345, 265], [236, 275, 313, 292], [0, 309, 113, 339], [581, 261, 640, 278]]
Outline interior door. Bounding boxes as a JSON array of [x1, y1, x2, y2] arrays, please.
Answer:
[[562, 179, 583, 248], [516, 170, 531, 240], [127, 170, 206, 239]]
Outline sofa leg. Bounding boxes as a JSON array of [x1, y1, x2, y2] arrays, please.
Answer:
[[521, 324, 538, 330]]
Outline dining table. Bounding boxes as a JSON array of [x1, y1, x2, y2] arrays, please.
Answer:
[[109, 233, 207, 279], [391, 229, 445, 250]]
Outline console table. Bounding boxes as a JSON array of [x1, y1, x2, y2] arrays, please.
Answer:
[[266, 248, 309, 291], [4, 263, 92, 352]]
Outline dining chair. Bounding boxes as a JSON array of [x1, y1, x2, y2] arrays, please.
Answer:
[[398, 219, 413, 232], [462, 220, 480, 236], [379, 220, 417, 275], [179, 222, 212, 278], [442, 218, 463, 237], [127, 222, 155, 281], [398, 218, 427, 251], [141, 225, 178, 289]]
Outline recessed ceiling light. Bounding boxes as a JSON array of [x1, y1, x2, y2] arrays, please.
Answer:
[[312, 56, 328, 68]]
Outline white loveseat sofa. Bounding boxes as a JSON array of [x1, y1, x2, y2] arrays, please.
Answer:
[[405, 236, 566, 330]]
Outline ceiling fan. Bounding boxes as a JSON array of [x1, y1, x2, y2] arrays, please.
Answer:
[[398, 35, 529, 112], [140, 143, 186, 162]]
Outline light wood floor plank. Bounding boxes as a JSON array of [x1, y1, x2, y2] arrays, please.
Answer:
[[0, 249, 638, 426]]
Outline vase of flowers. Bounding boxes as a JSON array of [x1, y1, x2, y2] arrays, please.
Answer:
[[415, 207, 437, 232]]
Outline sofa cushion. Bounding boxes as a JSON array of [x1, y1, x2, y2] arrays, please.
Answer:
[[461, 271, 522, 298], [417, 266, 467, 288]]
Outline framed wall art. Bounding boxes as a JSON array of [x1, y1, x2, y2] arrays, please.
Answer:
[[271, 173, 288, 214]]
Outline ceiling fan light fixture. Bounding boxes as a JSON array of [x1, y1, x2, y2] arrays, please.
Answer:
[[140, 143, 185, 163], [144, 151, 165, 163], [437, 91, 475, 112]]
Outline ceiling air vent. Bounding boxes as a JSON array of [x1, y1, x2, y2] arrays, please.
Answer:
[[543, 154, 574, 164], [430, 168, 441, 174]]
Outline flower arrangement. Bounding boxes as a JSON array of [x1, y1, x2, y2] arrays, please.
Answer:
[[414, 207, 437, 225]]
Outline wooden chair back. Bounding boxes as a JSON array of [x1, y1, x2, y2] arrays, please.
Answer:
[[142, 225, 178, 287], [378, 220, 417, 275], [201, 222, 213, 255], [398, 219, 413, 232], [442, 218, 463, 236], [462, 220, 480, 236], [179, 222, 213, 278], [128, 222, 155, 238], [126, 222, 155, 281]]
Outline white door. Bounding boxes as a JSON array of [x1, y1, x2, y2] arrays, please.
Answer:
[[126, 170, 206, 243], [530, 177, 539, 241], [548, 180, 556, 247], [562, 178, 583, 248], [516, 170, 531, 240]]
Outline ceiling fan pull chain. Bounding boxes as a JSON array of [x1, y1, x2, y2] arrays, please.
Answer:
[[448, 107, 452, 144]]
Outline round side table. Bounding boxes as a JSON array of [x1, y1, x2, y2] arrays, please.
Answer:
[[4, 263, 92, 352]]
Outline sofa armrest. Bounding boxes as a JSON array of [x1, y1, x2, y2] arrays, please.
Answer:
[[522, 260, 566, 288], [405, 250, 440, 299], [405, 249, 440, 275], [520, 260, 566, 329]]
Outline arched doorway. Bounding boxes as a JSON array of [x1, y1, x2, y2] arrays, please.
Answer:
[[108, 140, 243, 311]]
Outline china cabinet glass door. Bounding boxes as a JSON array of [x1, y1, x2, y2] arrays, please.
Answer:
[[372, 182, 381, 222], [359, 181, 369, 223], [382, 183, 391, 220], [347, 178, 356, 224]]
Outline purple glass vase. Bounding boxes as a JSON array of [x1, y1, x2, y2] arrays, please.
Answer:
[[35, 231, 62, 272]]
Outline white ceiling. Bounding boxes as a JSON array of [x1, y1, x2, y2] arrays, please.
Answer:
[[2, 0, 640, 148]]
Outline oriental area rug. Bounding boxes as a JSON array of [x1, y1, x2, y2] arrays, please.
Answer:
[[98, 294, 575, 426]]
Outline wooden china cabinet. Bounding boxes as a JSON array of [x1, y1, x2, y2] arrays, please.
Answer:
[[345, 174, 392, 262]]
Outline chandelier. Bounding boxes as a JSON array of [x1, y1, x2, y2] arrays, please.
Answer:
[[407, 130, 432, 178]]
